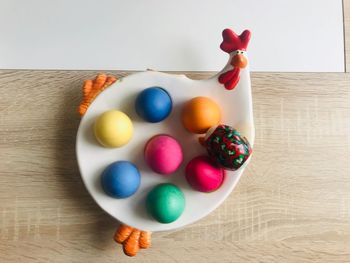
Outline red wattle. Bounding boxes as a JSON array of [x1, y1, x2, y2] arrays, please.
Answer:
[[225, 74, 240, 90], [219, 69, 234, 84], [218, 67, 240, 90]]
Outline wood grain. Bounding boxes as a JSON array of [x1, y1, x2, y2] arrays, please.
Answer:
[[345, 0, 350, 71], [1, 70, 350, 262]]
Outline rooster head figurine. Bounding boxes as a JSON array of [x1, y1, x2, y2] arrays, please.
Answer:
[[218, 29, 251, 91]]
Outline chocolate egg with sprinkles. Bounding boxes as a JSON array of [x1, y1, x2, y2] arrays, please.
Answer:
[[200, 125, 252, 171]]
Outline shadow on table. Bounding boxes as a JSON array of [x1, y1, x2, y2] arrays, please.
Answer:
[[53, 74, 121, 252]]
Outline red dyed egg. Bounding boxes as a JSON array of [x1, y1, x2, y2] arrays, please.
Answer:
[[185, 156, 224, 192]]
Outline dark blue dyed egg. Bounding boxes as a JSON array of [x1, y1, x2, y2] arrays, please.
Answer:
[[135, 87, 172, 122], [101, 161, 140, 198]]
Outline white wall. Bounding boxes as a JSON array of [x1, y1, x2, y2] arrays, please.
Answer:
[[0, 0, 345, 72]]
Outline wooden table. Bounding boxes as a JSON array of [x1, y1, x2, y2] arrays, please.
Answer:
[[1, 3, 350, 262]]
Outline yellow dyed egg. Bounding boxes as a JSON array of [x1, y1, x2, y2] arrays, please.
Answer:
[[94, 110, 133, 147]]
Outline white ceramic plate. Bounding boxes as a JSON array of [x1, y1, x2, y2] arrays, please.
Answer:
[[76, 48, 254, 232]]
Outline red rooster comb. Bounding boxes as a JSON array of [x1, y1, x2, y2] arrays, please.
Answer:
[[220, 29, 251, 53]]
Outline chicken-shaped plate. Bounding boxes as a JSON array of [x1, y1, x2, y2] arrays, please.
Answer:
[[76, 28, 254, 256]]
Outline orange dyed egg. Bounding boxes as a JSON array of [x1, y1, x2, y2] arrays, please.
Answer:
[[181, 96, 221, 134]]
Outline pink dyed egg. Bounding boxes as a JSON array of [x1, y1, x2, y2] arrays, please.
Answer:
[[185, 156, 224, 192], [144, 135, 183, 175]]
